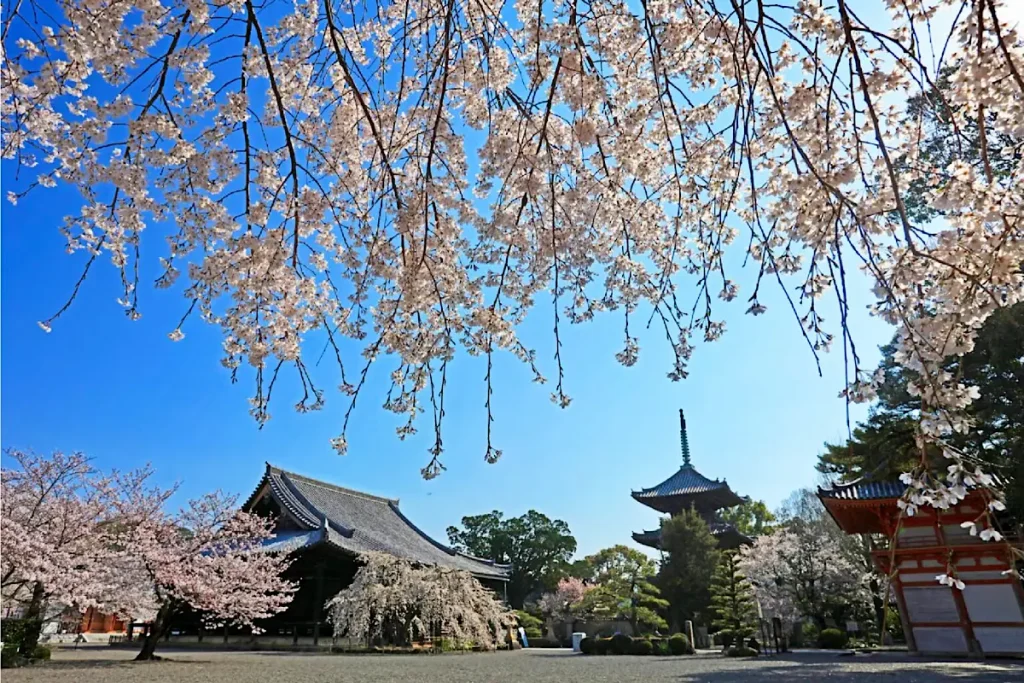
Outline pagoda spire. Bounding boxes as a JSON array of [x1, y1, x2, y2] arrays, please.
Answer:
[[679, 409, 692, 467]]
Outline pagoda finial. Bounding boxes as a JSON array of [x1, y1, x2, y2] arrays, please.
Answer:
[[679, 409, 692, 467]]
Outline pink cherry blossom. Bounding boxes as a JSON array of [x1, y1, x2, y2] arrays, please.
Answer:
[[1, 1, 1020, 522]]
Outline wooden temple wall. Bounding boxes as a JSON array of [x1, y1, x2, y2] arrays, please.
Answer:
[[874, 503, 1024, 657]]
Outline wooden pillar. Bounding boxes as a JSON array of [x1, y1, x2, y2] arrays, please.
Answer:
[[293, 624, 299, 646], [891, 573, 916, 653], [934, 518, 979, 656], [223, 624, 229, 644], [126, 620, 135, 642], [312, 562, 325, 646]]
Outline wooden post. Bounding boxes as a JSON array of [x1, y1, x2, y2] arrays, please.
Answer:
[[293, 624, 299, 646], [223, 624, 229, 644], [312, 562, 325, 647]]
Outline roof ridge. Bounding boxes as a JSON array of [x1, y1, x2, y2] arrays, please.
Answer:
[[269, 469, 323, 528], [387, 501, 512, 570], [268, 464, 400, 505]]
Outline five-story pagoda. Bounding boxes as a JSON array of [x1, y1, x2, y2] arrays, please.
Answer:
[[632, 410, 751, 550]]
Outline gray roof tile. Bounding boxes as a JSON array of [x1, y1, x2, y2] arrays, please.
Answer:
[[251, 465, 509, 580], [817, 479, 906, 501], [632, 465, 735, 499]]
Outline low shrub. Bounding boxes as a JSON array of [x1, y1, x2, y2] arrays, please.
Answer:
[[746, 637, 760, 653], [668, 633, 693, 655], [437, 637, 473, 652], [630, 638, 654, 655], [30, 646, 50, 661], [718, 631, 734, 649], [1, 645, 23, 669], [726, 645, 759, 657], [514, 610, 544, 641], [800, 621, 819, 647], [594, 637, 613, 655], [527, 637, 563, 648], [610, 633, 633, 655], [579, 637, 596, 655], [817, 628, 849, 649]]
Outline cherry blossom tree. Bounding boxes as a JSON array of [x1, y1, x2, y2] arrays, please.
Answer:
[[536, 576, 589, 625], [327, 552, 514, 649], [2, 0, 1021, 547], [121, 490, 296, 660], [1, 449, 295, 660], [0, 449, 157, 656], [738, 523, 873, 631]]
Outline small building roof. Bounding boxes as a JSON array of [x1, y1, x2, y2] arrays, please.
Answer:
[[631, 410, 744, 513], [817, 479, 906, 501], [244, 464, 510, 580]]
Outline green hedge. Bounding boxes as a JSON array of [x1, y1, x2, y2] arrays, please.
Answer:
[[668, 633, 694, 655], [514, 610, 544, 641], [527, 637, 563, 648], [610, 633, 632, 655], [726, 645, 758, 657], [577, 634, 692, 656], [817, 628, 849, 649], [0, 619, 48, 669]]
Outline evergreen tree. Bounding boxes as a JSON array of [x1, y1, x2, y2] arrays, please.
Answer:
[[579, 545, 668, 633], [719, 498, 777, 537], [817, 302, 1024, 527], [657, 508, 719, 628], [709, 551, 758, 647]]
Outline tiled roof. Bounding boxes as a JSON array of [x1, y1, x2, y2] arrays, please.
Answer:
[[817, 479, 906, 501], [248, 465, 510, 580], [632, 521, 751, 548], [632, 465, 734, 499], [258, 529, 324, 554]]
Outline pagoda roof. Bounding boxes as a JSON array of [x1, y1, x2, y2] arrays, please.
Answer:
[[631, 410, 744, 513], [632, 522, 751, 550], [632, 465, 740, 501], [244, 464, 510, 580]]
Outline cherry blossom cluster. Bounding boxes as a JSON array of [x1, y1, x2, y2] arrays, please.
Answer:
[[1, 449, 159, 619], [738, 525, 873, 628], [2, 0, 1020, 499], [536, 577, 589, 620], [327, 552, 514, 648], [1, 449, 295, 634]]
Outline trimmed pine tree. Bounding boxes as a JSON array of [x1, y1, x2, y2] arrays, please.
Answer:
[[709, 551, 758, 647]]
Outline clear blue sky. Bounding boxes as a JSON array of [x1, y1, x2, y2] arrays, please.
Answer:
[[1, 175, 894, 558]]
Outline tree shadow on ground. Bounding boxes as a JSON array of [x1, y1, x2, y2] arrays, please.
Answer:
[[30, 658, 198, 671], [672, 657, 1024, 683]]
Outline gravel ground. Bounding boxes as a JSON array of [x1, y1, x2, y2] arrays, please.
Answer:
[[5, 647, 1023, 682]]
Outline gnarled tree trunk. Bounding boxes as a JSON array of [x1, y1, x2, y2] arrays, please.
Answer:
[[17, 582, 47, 657], [134, 603, 173, 661]]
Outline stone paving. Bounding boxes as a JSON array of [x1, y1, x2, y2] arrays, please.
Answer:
[[5, 647, 1023, 682]]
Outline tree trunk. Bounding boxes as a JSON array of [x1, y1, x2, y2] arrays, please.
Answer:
[[135, 603, 173, 661], [869, 576, 886, 640], [18, 582, 47, 657]]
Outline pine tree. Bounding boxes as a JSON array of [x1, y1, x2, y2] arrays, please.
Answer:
[[658, 508, 720, 628], [709, 551, 758, 647]]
